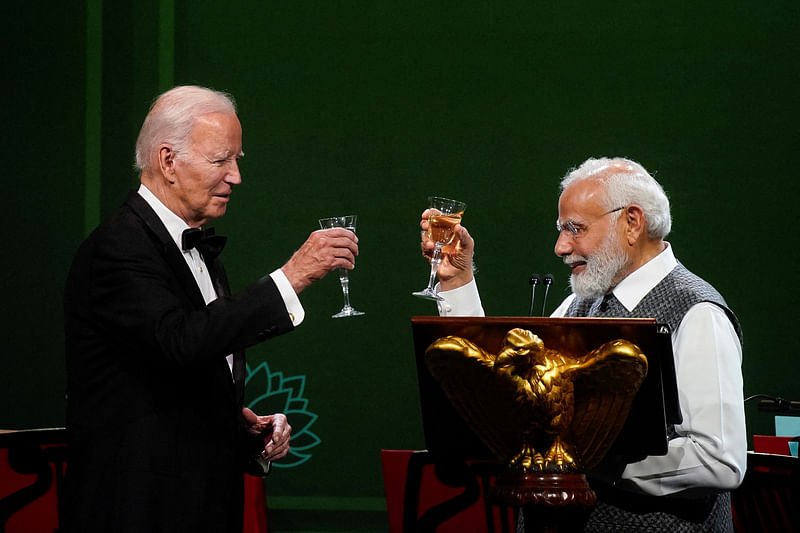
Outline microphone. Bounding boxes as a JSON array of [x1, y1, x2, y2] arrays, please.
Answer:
[[541, 274, 554, 316], [528, 274, 541, 316]]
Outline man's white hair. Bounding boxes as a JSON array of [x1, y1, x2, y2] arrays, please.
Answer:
[[134, 85, 237, 171], [560, 157, 672, 240]]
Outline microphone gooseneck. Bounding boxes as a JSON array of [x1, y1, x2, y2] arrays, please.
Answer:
[[541, 274, 554, 316]]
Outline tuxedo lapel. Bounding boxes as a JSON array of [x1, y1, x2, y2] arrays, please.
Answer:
[[209, 259, 248, 405], [208, 258, 230, 299], [124, 192, 207, 309], [126, 191, 246, 406]]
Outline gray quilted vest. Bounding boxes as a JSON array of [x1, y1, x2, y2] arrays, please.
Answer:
[[565, 262, 742, 342]]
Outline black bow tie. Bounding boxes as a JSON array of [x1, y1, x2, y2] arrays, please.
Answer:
[[181, 227, 227, 262]]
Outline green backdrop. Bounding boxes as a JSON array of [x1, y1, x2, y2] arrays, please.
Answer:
[[5, 1, 799, 531]]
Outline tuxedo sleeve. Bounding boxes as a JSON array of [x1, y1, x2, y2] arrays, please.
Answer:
[[78, 221, 294, 367]]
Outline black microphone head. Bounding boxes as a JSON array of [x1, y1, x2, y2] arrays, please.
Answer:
[[529, 273, 541, 286], [543, 273, 554, 285]]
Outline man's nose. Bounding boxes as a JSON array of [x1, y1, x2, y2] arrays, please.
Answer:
[[226, 161, 242, 185], [554, 231, 572, 257]]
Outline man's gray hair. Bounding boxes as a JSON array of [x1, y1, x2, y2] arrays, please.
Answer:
[[134, 85, 237, 171], [560, 157, 672, 240]]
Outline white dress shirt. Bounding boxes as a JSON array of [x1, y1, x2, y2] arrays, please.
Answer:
[[137, 185, 305, 374], [437, 243, 747, 496]]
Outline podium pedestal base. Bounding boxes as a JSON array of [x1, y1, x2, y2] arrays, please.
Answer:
[[491, 472, 596, 533], [492, 471, 596, 507]]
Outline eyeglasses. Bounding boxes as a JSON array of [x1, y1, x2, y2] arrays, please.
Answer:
[[556, 206, 625, 238]]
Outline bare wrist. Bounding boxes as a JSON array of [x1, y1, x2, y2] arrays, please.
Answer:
[[280, 265, 310, 294], [440, 271, 474, 292]]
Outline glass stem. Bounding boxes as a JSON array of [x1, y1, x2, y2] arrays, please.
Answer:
[[338, 268, 352, 310], [426, 244, 443, 291]]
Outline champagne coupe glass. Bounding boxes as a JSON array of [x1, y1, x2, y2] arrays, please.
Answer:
[[412, 196, 467, 301], [318, 215, 365, 318]]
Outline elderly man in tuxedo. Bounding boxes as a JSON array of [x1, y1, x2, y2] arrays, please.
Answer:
[[64, 85, 359, 532], [419, 157, 745, 532]]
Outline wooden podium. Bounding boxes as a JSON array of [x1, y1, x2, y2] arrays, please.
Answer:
[[406, 316, 680, 532]]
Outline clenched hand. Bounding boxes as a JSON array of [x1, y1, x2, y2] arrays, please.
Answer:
[[281, 228, 359, 294]]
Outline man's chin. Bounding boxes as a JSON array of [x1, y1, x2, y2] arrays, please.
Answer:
[[206, 205, 228, 221], [570, 274, 608, 300]]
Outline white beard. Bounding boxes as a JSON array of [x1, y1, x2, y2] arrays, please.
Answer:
[[565, 231, 630, 299]]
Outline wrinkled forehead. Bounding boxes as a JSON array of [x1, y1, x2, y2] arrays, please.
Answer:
[[557, 178, 608, 221], [191, 111, 241, 134], [188, 112, 243, 150]]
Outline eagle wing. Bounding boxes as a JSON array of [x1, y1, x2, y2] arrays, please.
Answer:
[[424, 336, 541, 461], [561, 339, 648, 469]]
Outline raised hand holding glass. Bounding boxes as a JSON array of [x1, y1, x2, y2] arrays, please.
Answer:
[[412, 196, 467, 301]]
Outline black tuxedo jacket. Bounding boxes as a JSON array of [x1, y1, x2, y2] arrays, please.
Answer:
[[63, 191, 294, 532]]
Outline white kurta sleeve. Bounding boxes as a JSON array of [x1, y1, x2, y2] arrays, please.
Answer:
[[620, 302, 746, 496], [436, 279, 485, 317]]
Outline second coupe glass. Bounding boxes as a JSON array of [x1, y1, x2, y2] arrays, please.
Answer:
[[318, 215, 365, 318]]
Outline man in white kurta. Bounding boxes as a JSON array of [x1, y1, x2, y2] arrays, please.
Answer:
[[420, 157, 745, 532]]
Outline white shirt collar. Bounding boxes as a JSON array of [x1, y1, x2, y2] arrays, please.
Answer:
[[137, 184, 193, 252], [611, 242, 677, 311]]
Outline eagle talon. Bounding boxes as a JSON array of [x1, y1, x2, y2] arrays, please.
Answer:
[[508, 440, 544, 473], [543, 436, 576, 471], [532, 452, 545, 471]]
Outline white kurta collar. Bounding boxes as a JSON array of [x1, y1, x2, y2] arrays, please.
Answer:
[[611, 242, 677, 311]]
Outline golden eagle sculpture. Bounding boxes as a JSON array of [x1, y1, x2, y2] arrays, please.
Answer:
[[424, 328, 648, 474]]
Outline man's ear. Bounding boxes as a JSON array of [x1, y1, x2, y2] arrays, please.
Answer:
[[157, 145, 177, 183], [624, 205, 646, 245]]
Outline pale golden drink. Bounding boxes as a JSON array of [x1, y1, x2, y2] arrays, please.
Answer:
[[428, 212, 463, 245]]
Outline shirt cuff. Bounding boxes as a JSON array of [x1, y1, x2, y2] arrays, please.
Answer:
[[269, 269, 304, 326], [436, 279, 485, 317]]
